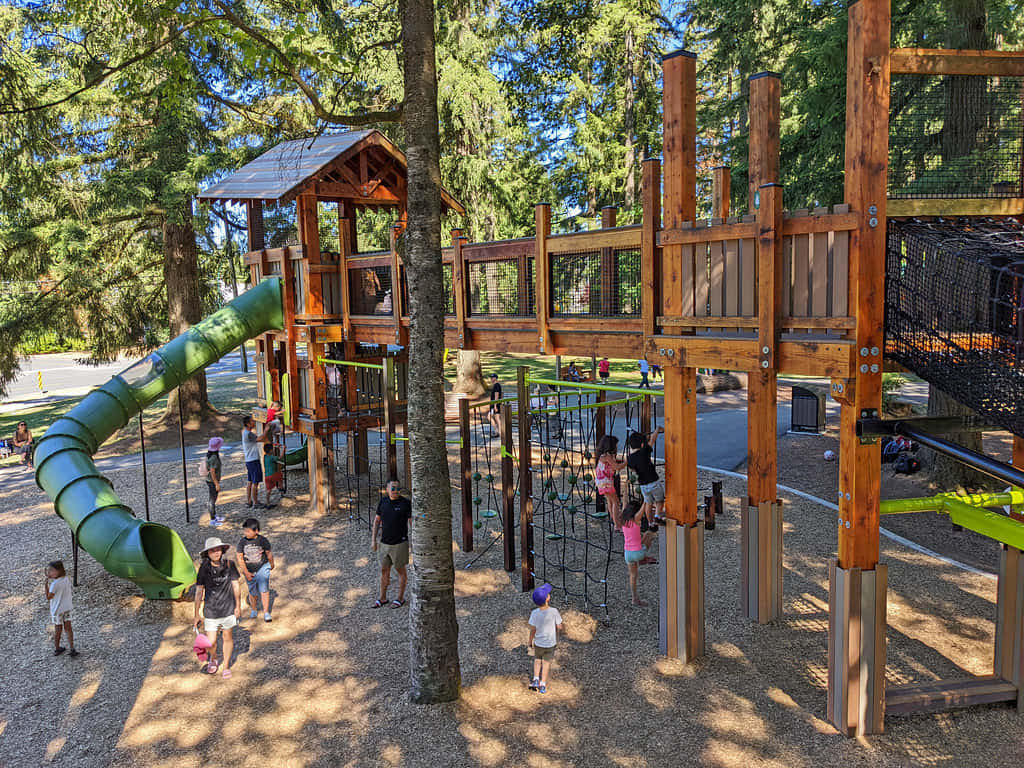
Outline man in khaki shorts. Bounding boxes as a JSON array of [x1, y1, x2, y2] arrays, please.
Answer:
[[371, 480, 412, 608]]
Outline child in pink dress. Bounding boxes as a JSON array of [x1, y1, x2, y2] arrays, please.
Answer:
[[594, 435, 626, 526]]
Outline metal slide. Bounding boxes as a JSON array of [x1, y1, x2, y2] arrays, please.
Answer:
[[33, 279, 283, 599]]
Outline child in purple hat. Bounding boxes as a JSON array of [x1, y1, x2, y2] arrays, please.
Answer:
[[527, 583, 563, 694], [203, 437, 224, 526]]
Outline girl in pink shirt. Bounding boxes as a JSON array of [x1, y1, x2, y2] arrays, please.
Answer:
[[621, 500, 657, 605], [594, 435, 626, 526]]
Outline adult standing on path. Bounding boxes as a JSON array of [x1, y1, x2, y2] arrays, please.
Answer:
[[371, 480, 412, 608], [241, 415, 268, 508], [637, 359, 651, 389]]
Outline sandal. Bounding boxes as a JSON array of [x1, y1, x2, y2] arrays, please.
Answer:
[[390, 599, 405, 609], [222, 669, 232, 680], [372, 599, 385, 608], [207, 659, 219, 674]]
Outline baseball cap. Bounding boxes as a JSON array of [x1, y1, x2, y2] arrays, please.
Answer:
[[532, 583, 553, 606]]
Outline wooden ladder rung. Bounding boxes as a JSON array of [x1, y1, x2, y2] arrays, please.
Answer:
[[885, 675, 1018, 716]]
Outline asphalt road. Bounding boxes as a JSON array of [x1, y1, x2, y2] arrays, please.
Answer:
[[2, 348, 255, 409]]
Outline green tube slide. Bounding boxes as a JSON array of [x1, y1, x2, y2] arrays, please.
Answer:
[[34, 278, 284, 599], [281, 443, 307, 466]]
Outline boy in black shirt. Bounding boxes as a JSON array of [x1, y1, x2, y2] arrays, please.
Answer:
[[627, 428, 665, 526], [487, 373, 502, 437], [371, 480, 412, 608], [236, 518, 275, 622]]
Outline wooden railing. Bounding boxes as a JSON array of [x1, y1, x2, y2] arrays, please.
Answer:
[[242, 200, 860, 371]]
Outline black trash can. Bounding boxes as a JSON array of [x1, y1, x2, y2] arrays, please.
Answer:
[[791, 385, 826, 433]]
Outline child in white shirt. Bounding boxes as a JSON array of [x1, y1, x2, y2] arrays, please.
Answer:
[[45, 560, 76, 657], [527, 583, 563, 694]]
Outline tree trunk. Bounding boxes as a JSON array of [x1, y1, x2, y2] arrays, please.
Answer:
[[921, 385, 994, 490], [622, 25, 637, 212], [402, 0, 461, 704], [163, 203, 209, 424], [453, 350, 487, 397]]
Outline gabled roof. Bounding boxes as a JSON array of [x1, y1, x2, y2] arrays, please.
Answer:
[[198, 129, 464, 214]]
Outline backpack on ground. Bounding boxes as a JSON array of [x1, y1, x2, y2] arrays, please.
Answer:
[[881, 437, 901, 464], [892, 453, 920, 475]]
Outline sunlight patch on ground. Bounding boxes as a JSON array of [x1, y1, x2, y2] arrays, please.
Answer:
[[316, 568, 343, 579], [379, 744, 403, 766], [702, 691, 769, 742], [603, 751, 649, 768], [559, 610, 598, 643], [454, 567, 513, 598], [651, 656, 696, 677], [459, 674, 581, 726], [69, 671, 101, 709], [458, 722, 508, 766], [44, 735, 66, 762], [700, 739, 793, 768]]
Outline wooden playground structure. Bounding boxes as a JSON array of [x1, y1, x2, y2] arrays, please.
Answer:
[[199, 0, 1024, 737]]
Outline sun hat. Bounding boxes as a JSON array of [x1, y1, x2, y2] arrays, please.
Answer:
[[201, 537, 230, 555], [207, 437, 224, 452], [532, 583, 553, 607], [193, 630, 213, 661]]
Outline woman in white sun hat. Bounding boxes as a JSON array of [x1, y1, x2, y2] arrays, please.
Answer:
[[193, 537, 242, 679]]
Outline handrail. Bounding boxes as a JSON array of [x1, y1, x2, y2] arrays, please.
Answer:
[[318, 357, 384, 370], [526, 376, 664, 398]]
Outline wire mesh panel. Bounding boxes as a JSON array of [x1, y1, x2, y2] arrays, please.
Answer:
[[550, 249, 641, 318], [442, 263, 455, 315], [551, 251, 600, 316], [468, 259, 525, 316], [889, 74, 1024, 199], [348, 264, 392, 315], [885, 217, 1024, 436]]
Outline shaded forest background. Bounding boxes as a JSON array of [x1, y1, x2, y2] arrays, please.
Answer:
[[1, 0, 1022, 402]]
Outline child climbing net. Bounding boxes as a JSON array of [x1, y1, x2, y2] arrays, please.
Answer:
[[526, 380, 658, 616]]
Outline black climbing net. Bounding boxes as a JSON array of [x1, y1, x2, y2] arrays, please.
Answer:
[[527, 384, 659, 616], [886, 216, 1024, 437], [889, 74, 1023, 199]]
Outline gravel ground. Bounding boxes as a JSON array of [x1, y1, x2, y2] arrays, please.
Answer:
[[1, 453, 1023, 768]]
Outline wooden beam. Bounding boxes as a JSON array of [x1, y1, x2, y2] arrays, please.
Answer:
[[885, 675, 1019, 715], [501, 403, 516, 572], [451, 231, 468, 349], [839, 0, 890, 573], [887, 198, 1024, 217], [545, 226, 642, 253], [890, 47, 1024, 77], [712, 166, 731, 220], [663, 365, 697, 525], [659, 221, 758, 245], [535, 204, 553, 353], [661, 51, 698, 332], [389, 225, 404, 346], [641, 159, 662, 340], [383, 356, 399, 483], [749, 72, 781, 212]]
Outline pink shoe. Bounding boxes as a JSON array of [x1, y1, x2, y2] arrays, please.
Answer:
[[222, 668, 232, 680], [206, 659, 219, 674]]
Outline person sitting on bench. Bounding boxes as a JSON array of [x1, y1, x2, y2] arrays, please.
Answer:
[[13, 421, 33, 469]]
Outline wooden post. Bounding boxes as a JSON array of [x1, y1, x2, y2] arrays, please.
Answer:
[[501, 403, 516, 572], [452, 231, 467, 348], [994, 545, 1024, 709], [297, 194, 324, 314], [383, 356, 399, 482], [390, 225, 404, 346], [712, 166, 731, 220], [535, 204, 553, 353], [307, 436, 330, 516], [459, 397, 474, 552], [829, 0, 891, 737], [517, 366, 535, 591], [279, 254, 299, 429], [339, 206, 355, 342], [641, 158, 662, 342], [661, 51, 698, 334], [658, 49, 703, 662], [600, 206, 617, 316]]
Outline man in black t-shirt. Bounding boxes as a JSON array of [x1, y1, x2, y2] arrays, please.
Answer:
[[627, 428, 665, 526], [371, 480, 412, 608], [487, 373, 503, 438]]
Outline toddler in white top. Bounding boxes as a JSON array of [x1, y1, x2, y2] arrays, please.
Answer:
[[527, 583, 563, 694], [45, 560, 77, 657]]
